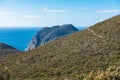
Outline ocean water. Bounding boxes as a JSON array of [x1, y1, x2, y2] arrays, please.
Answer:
[[0, 27, 41, 51], [0, 27, 86, 51]]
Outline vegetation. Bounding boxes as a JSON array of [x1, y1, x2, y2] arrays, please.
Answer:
[[0, 43, 19, 57], [0, 67, 10, 80], [27, 24, 78, 50], [0, 15, 120, 80], [84, 65, 120, 80]]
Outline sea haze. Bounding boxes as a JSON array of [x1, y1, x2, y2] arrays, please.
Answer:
[[0, 27, 86, 51]]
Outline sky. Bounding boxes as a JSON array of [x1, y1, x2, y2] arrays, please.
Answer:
[[0, 0, 120, 27]]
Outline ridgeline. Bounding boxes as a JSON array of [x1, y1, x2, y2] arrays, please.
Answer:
[[0, 15, 120, 80]]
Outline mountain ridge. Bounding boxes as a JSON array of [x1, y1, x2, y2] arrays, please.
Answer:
[[0, 15, 120, 80], [26, 24, 79, 51]]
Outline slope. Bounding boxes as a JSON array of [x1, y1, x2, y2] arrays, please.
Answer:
[[0, 43, 19, 57], [26, 24, 79, 51], [0, 15, 120, 80]]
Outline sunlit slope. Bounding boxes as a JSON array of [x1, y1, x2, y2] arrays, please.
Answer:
[[0, 15, 120, 80]]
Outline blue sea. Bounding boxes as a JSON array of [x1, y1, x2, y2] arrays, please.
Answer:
[[0, 27, 86, 51], [0, 27, 41, 51]]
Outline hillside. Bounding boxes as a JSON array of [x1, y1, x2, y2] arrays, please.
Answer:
[[0, 15, 120, 80], [0, 43, 19, 57], [26, 24, 79, 51]]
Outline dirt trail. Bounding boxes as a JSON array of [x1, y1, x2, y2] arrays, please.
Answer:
[[87, 28, 104, 38]]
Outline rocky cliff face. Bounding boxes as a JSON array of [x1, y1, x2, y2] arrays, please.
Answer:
[[0, 15, 120, 80], [26, 24, 79, 51], [0, 43, 19, 57]]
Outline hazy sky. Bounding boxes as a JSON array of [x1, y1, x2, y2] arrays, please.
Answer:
[[0, 0, 120, 27]]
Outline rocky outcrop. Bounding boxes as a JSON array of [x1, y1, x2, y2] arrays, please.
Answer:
[[0, 43, 19, 57], [26, 24, 79, 51], [0, 15, 120, 80]]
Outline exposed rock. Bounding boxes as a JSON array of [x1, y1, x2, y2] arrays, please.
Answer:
[[0, 15, 120, 80], [26, 24, 79, 51]]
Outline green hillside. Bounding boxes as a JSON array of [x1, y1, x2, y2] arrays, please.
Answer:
[[0, 43, 19, 57], [0, 15, 120, 80]]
